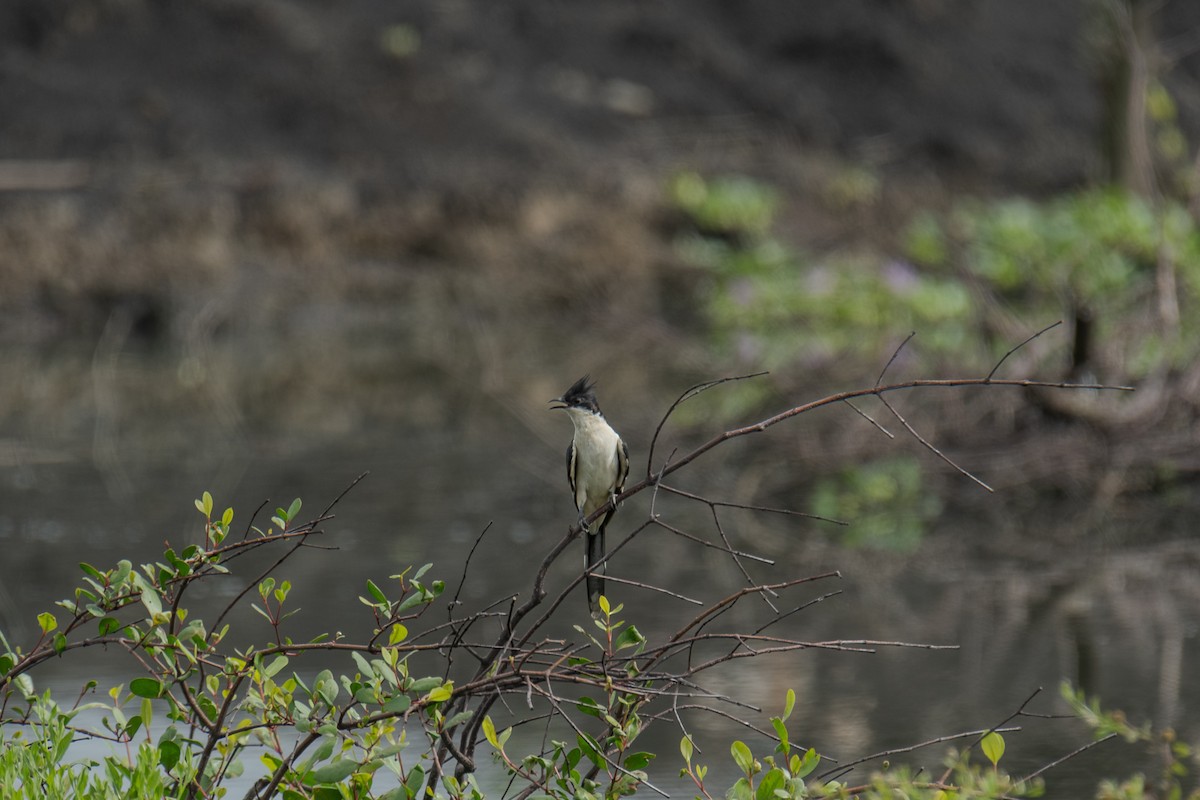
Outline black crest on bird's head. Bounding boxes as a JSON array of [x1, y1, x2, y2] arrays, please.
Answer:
[[557, 375, 601, 414]]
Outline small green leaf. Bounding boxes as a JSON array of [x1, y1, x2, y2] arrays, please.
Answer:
[[37, 612, 57, 634], [624, 752, 654, 771], [576, 696, 603, 717], [981, 731, 1005, 767], [756, 767, 786, 800], [731, 741, 755, 776], [483, 716, 500, 749], [53, 633, 67, 654], [729, 777, 752, 800], [680, 735, 694, 764], [140, 587, 163, 617], [598, 595, 611, 616], [614, 624, 646, 652], [383, 695, 411, 714], [159, 739, 181, 770], [131, 678, 163, 698], [782, 688, 795, 721], [771, 718, 789, 755], [263, 655, 289, 679], [443, 709, 474, 729], [287, 498, 303, 520], [426, 682, 453, 703], [309, 758, 358, 784], [351, 651, 375, 679], [80, 562, 105, 581], [794, 747, 820, 779], [407, 676, 442, 693], [366, 580, 388, 605], [388, 623, 408, 645]]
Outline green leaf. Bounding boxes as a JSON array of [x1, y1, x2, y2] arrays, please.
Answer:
[[264, 655, 289, 679], [159, 740, 181, 771], [613, 624, 646, 652], [482, 716, 500, 749], [351, 651, 375, 679], [756, 767, 786, 800], [388, 623, 408, 645], [795, 747, 820, 779], [80, 562, 105, 581], [577, 732, 603, 767], [98, 616, 121, 635], [407, 676, 442, 693], [731, 740, 755, 776], [37, 611, 57, 634], [729, 777, 753, 800], [131, 678, 163, 698], [443, 709, 474, 729], [309, 758, 358, 784], [124, 714, 142, 743], [53, 633, 67, 654], [288, 498, 303, 520], [680, 735, 694, 765], [383, 695, 411, 714], [981, 731, 1005, 767], [576, 696, 604, 717], [782, 688, 795, 722], [426, 682, 453, 703], [140, 587, 163, 617], [624, 752, 654, 771], [366, 579, 388, 605], [771, 718, 789, 755]]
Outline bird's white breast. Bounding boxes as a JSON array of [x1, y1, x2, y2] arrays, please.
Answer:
[[568, 409, 622, 516]]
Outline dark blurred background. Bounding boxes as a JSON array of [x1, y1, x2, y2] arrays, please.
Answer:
[[1, 0, 1199, 794]]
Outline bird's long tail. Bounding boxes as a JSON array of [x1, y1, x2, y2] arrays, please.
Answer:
[[585, 527, 606, 614]]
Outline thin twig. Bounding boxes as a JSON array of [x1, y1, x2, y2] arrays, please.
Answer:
[[843, 398, 894, 438], [986, 321, 1062, 382], [594, 574, 704, 605], [1021, 733, 1118, 782], [878, 394, 995, 492], [877, 331, 917, 387]]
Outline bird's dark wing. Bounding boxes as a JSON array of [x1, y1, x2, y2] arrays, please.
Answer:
[[594, 437, 629, 538], [565, 440, 578, 509], [616, 438, 630, 495]]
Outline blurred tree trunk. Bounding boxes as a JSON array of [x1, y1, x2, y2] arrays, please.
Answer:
[[1097, 0, 1157, 197], [1095, 0, 1181, 336]]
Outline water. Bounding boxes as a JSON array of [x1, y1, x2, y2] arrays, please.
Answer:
[[0, 340, 1196, 797]]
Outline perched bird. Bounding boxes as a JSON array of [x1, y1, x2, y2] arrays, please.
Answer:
[[549, 376, 630, 613]]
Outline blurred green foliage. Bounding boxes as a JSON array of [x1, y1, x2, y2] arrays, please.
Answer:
[[673, 171, 1200, 387], [810, 457, 940, 552]]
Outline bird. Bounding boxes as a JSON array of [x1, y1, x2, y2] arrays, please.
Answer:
[[549, 375, 629, 614]]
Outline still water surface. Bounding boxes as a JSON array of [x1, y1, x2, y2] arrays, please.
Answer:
[[1, 344, 1196, 796]]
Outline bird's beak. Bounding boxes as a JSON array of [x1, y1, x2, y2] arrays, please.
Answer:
[[548, 398, 567, 410]]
